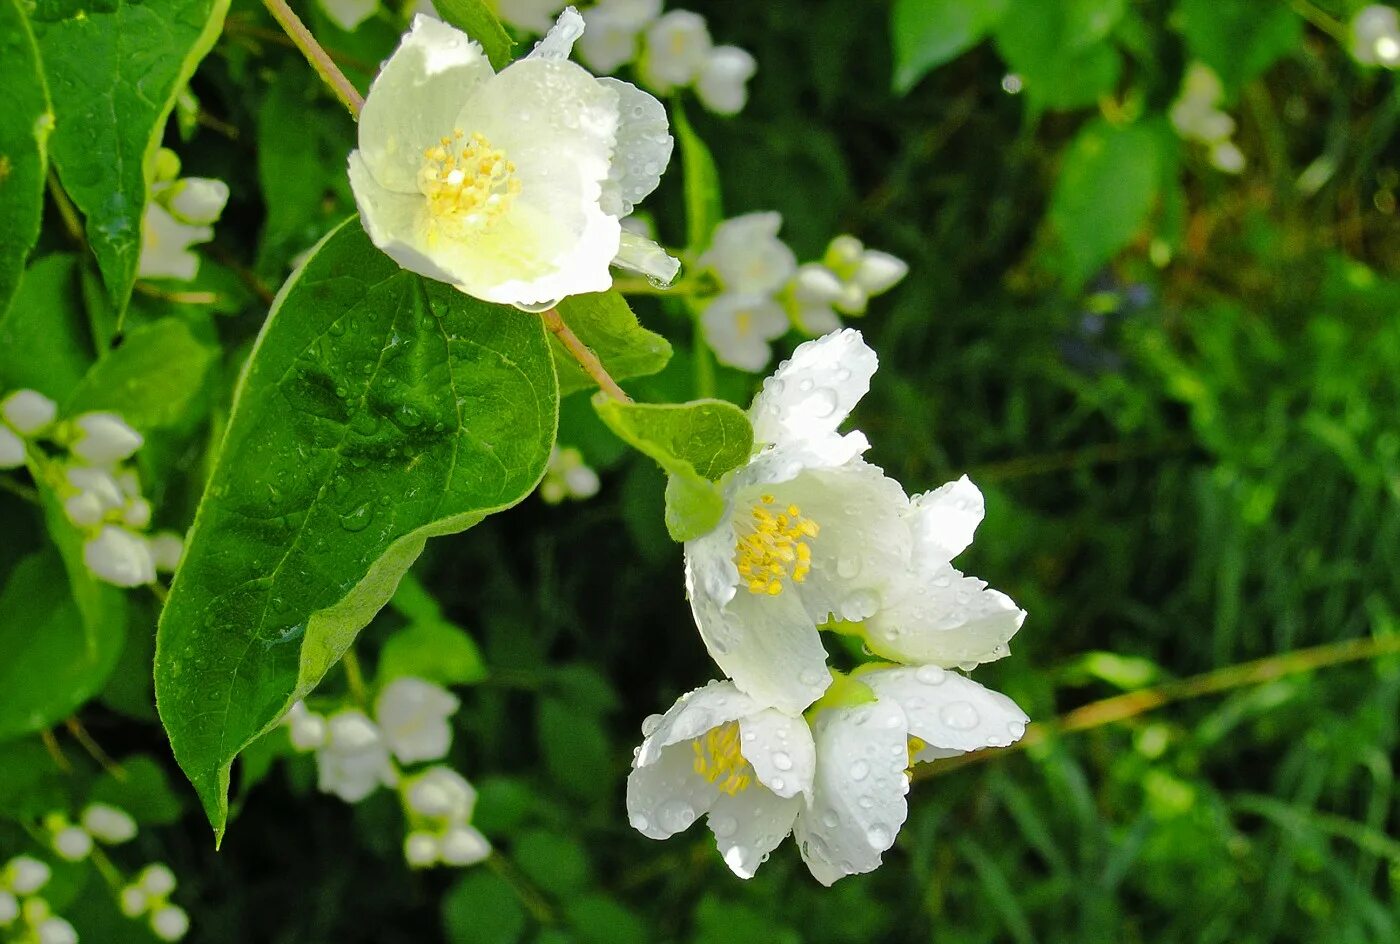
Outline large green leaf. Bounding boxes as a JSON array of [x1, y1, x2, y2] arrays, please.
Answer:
[[30, 0, 231, 316], [552, 292, 672, 396], [993, 0, 1123, 111], [432, 0, 514, 69], [891, 0, 1008, 93], [593, 397, 752, 541], [1174, 0, 1302, 92], [672, 100, 723, 255], [64, 317, 217, 432], [154, 219, 558, 837], [0, 551, 126, 742], [0, 0, 52, 319], [0, 253, 93, 399]]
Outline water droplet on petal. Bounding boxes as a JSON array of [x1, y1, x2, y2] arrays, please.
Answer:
[[940, 701, 979, 730], [865, 824, 892, 849], [849, 760, 870, 781], [630, 814, 650, 832], [658, 800, 696, 834], [711, 815, 737, 838], [808, 387, 839, 418], [772, 751, 793, 771], [916, 665, 947, 685], [1007, 719, 1027, 739]]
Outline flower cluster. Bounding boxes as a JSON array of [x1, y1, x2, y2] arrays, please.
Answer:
[[0, 856, 75, 944], [1169, 63, 1245, 175], [578, 1, 756, 116], [138, 148, 229, 282], [283, 677, 490, 868], [696, 214, 908, 372], [1352, 5, 1400, 67], [626, 329, 1029, 883], [119, 864, 190, 942], [44, 804, 137, 862], [539, 445, 602, 504], [349, 10, 678, 309], [1, 390, 183, 588]]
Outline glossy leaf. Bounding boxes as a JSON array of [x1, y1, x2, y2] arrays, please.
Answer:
[[0, 253, 94, 400], [31, 0, 231, 316], [552, 292, 672, 396], [891, 0, 1008, 93], [64, 317, 217, 432], [154, 219, 558, 837], [993, 0, 1123, 111], [0, 0, 52, 318], [432, 0, 515, 69]]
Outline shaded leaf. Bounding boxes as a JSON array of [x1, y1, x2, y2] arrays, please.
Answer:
[[0, 0, 52, 318], [891, 0, 1008, 93], [433, 0, 515, 70], [379, 619, 487, 687], [0, 253, 94, 399], [64, 317, 217, 432]]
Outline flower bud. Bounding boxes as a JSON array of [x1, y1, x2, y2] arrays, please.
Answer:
[[375, 678, 459, 764], [84, 526, 157, 587], [853, 251, 908, 296], [81, 803, 138, 844], [66, 466, 125, 509], [286, 703, 329, 752], [696, 46, 756, 116], [0, 426, 23, 469], [439, 825, 491, 866], [151, 904, 190, 941], [5, 856, 51, 895], [166, 178, 229, 227], [120, 884, 149, 918], [37, 916, 78, 944], [1, 389, 57, 435], [0, 890, 18, 925], [139, 864, 177, 897], [405, 766, 475, 820], [21, 896, 51, 923], [403, 831, 441, 868], [52, 826, 93, 862], [123, 497, 153, 530], [149, 532, 185, 572], [64, 492, 106, 528], [327, 710, 381, 753], [69, 412, 143, 466], [640, 10, 711, 92], [153, 148, 182, 183]]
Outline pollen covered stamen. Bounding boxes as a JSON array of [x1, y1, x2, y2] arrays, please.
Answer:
[[735, 494, 820, 595], [905, 735, 928, 775], [692, 722, 752, 796], [418, 129, 521, 234]]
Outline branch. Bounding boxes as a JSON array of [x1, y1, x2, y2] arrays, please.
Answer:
[[541, 307, 631, 402], [261, 0, 364, 117]]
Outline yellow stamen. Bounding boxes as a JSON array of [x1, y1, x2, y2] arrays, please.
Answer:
[[734, 495, 820, 595], [691, 723, 753, 796], [905, 735, 928, 775], [418, 129, 520, 239]]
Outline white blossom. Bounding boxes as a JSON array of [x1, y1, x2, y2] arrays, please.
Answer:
[[404, 831, 441, 867], [119, 884, 149, 918], [700, 294, 789, 372], [540, 445, 601, 503], [36, 916, 78, 944], [439, 824, 492, 865], [283, 700, 330, 751], [51, 826, 93, 862], [150, 904, 190, 942], [149, 532, 186, 573], [695, 46, 756, 116], [820, 235, 908, 317], [319, 0, 377, 31], [349, 11, 677, 308], [1169, 63, 1246, 174], [4, 856, 50, 896], [138, 864, 177, 898], [1352, 5, 1400, 66], [165, 179, 230, 226], [69, 413, 143, 466], [0, 890, 16, 926], [700, 212, 796, 297], [2, 389, 57, 436], [404, 766, 477, 821], [316, 710, 397, 802], [375, 677, 460, 764], [578, 0, 660, 72], [638, 10, 711, 93], [0, 426, 22, 469], [81, 803, 138, 844], [62, 466, 125, 528], [84, 525, 157, 587], [139, 178, 227, 282], [499, 0, 568, 33], [783, 263, 844, 336]]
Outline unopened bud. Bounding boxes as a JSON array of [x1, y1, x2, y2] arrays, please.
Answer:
[[83, 526, 156, 587], [150, 904, 190, 941], [1, 390, 57, 435], [82, 803, 138, 844], [69, 413, 143, 466]]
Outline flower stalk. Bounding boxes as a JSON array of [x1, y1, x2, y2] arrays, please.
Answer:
[[260, 0, 364, 117]]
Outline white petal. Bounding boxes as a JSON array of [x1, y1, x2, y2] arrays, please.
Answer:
[[794, 699, 910, 886], [597, 77, 672, 217], [166, 178, 229, 226], [695, 45, 755, 116], [636, 679, 758, 764], [138, 204, 205, 281], [578, 7, 642, 73], [71, 412, 144, 465], [862, 561, 1025, 668], [527, 5, 584, 59], [707, 787, 801, 879], [702, 293, 788, 372], [357, 15, 493, 193], [347, 153, 464, 286], [638, 10, 711, 92], [1, 389, 57, 435], [320, 0, 377, 30], [375, 677, 460, 764], [597, 0, 660, 28], [909, 475, 984, 562], [738, 708, 815, 800], [861, 666, 1029, 755], [699, 212, 796, 296], [748, 328, 877, 450], [84, 526, 156, 587], [440, 824, 492, 865], [735, 435, 871, 492], [853, 250, 907, 295], [792, 303, 842, 336], [0, 426, 23, 469], [626, 740, 720, 839], [612, 231, 679, 285]]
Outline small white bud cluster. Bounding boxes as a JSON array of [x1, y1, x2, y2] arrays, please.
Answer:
[[139, 147, 229, 282], [119, 864, 189, 941], [44, 804, 137, 862], [1169, 62, 1246, 175], [0, 855, 78, 944], [1352, 6, 1400, 67], [0, 389, 57, 469], [400, 766, 492, 869], [695, 215, 908, 371], [539, 446, 601, 504], [576, 1, 757, 116]]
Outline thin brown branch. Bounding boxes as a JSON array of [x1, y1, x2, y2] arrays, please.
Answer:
[[541, 306, 631, 402], [260, 0, 364, 117]]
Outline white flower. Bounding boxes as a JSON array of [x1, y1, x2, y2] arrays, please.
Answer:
[[319, 0, 377, 31], [2, 389, 57, 436], [375, 677, 460, 764], [700, 212, 796, 297], [139, 202, 213, 281], [36, 916, 78, 944], [783, 264, 844, 336], [404, 830, 441, 867], [625, 680, 816, 879], [349, 11, 676, 308], [540, 445, 600, 503], [149, 532, 186, 573], [638, 10, 711, 93], [439, 824, 492, 865], [81, 803, 138, 844], [498, 0, 567, 33], [4, 856, 50, 896], [138, 864, 177, 898], [51, 826, 92, 862], [1352, 5, 1400, 66], [578, 0, 660, 73], [84, 525, 157, 587], [316, 710, 397, 802], [700, 293, 789, 372], [821, 235, 908, 316], [0, 890, 16, 926], [404, 766, 476, 820], [695, 46, 756, 116], [150, 904, 190, 942], [62, 466, 125, 527], [0, 426, 22, 469], [686, 330, 1026, 712], [119, 884, 149, 917], [283, 700, 330, 751], [164, 179, 230, 226], [69, 413, 143, 466], [1169, 63, 1246, 173], [1209, 140, 1246, 175]]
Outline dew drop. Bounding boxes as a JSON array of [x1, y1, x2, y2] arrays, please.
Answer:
[[865, 824, 892, 849], [1007, 719, 1027, 739], [339, 502, 374, 532], [772, 751, 793, 771], [836, 554, 861, 579], [630, 814, 650, 832], [710, 815, 737, 838], [821, 810, 840, 829], [940, 701, 979, 730], [849, 760, 870, 781], [770, 776, 785, 792], [808, 387, 839, 418], [915, 665, 947, 685], [799, 668, 827, 688], [658, 800, 696, 833]]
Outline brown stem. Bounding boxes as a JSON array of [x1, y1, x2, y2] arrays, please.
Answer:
[[914, 634, 1400, 781], [260, 0, 364, 117], [541, 307, 631, 402], [65, 717, 125, 777]]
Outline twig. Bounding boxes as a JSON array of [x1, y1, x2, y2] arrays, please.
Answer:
[[1289, 0, 1349, 41], [486, 852, 557, 924], [223, 16, 378, 74], [341, 648, 370, 707], [0, 473, 40, 503], [541, 307, 631, 402], [65, 717, 125, 778], [260, 0, 364, 117], [40, 729, 72, 773], [914, 634, 1400, 781], [134, 282, 222, 305]]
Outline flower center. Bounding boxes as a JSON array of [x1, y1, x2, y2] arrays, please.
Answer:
[[418, 130, 520, 236], [692, 723, 752, 795], [735, 494, 819, 595]]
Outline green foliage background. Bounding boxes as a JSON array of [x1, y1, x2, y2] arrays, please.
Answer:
[[2, 0, 1399, 941]]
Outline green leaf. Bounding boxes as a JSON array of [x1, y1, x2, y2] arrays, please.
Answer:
[[672, 99, 723, 254], [891, 0, 1008, 93], [443, 870, 527, 944], [993, 0, 1123, 111], [1174, 0, 1302, 92], [565, 896, 647, 944], [592, 397, 752, 541], [0, 0, 52, 319], [379, 619, 486, 687], [89, 755, 184, 825], [0, 253, 94, 400], [432, 0, 515, 70], [154, 219, 558, 838], [0, 551, 125, 742], [31, 0, 231, 316], [1048, 118, 1163, 290], [513, 829, 590, 896], [0, 738, 73, 820], [64, 317, 216, 432], [552, 292, 672, 397]]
